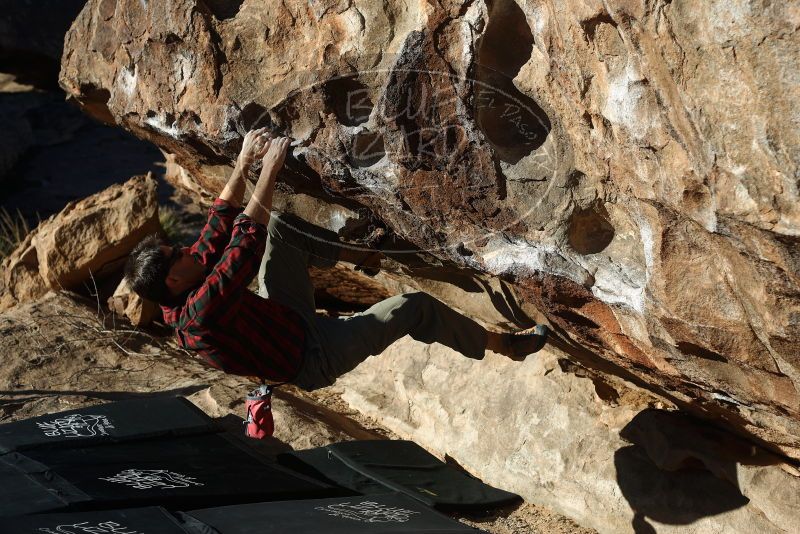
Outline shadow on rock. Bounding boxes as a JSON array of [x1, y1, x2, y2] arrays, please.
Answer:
[[614, 409, 785, 533], [615, 445, 748, 533]]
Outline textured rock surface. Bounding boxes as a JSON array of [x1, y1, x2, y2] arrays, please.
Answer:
[[338, 339, 800, 534], [0, 174, 160, 311], [59, 0, 800, 459]]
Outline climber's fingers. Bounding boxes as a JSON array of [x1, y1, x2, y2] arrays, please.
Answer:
[[255, 138, 272, 159]]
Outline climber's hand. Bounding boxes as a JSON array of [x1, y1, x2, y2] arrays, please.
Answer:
[[237, 128, 272, 169], [260, 137, 290, 180], [244, 137, 290, 226]]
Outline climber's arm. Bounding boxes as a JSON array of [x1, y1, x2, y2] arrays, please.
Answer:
[[244, 137, 290, 227], [219, 128, 271, 208]]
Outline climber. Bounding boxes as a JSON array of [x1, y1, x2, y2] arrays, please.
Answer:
[[124, 128, 549, 389]]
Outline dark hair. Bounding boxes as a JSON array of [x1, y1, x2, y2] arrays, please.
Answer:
[[124, 235, 171, 304]]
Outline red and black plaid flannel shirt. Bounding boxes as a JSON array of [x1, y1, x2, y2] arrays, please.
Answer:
[[161, 199, 306, 382]]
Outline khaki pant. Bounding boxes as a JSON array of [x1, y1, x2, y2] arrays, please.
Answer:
[[258, 213, 488, 391]]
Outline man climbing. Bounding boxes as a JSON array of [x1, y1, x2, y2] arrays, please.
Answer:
[[125, 129, 548, 390]]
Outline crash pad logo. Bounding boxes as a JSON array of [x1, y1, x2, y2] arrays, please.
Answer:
[[99, 469, 204, 490], [36, 414, 114, 438], [37, 520, 141, 534], [316, 501, 421, 523]]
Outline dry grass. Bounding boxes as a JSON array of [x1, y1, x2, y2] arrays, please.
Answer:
[[159, 205, 183, 244], [0, 207, 31, 261]]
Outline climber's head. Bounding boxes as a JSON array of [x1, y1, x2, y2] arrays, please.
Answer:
[[124, 235, 205, 305]]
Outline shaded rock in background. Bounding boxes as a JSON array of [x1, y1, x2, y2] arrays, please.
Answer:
[[337, 340, 800, 534], [0, 1, 163, 221], [162, 150, 215, 206], [0, 86, 165, 220], [58, 0, 800, 459], [0, 174, 160, 312], [0, 0, 87, 89], [107, 277, 161, 327], [0, 89, 84, 186]]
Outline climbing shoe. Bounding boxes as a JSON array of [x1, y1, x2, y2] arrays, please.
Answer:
[[508, 324, 549, 360]]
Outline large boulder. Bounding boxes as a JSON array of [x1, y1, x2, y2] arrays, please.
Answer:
[[338, 339, 800, 534], [0, 174, 160, 312], [58, 0, 800, 460]]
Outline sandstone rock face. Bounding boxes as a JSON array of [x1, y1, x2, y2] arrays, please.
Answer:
[[59, 0, 800, 459], [338, 340, 800, 534], [0, 174, 159, 311]]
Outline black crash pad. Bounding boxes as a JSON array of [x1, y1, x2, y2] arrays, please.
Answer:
[[0, 433, 335, 516], [0, 397, 217, 453], [0, 506, 190, 534], [184, 493, 484, 533], [279, 440, 520, 511]]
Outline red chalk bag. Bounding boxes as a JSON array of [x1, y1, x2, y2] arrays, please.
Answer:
[[244, 384, 275, 439]]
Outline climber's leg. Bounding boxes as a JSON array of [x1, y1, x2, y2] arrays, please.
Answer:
[[258, 212, 383, 313], [257, 212, 341, 319], [292, 291, 488, 390], [259, 212, 392, 387]]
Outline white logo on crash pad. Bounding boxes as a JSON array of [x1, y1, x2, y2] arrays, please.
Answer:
[[99, 469, 204, 490], [37, 520, 141, 534], [316, 501, 421, 523], [36, 414, 114, 438]]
